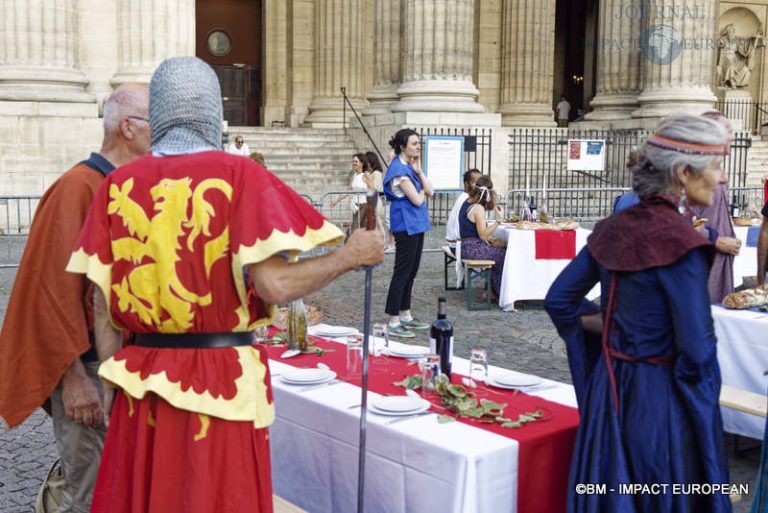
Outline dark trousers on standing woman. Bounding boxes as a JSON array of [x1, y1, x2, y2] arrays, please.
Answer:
[[385, 231, 424, 316]]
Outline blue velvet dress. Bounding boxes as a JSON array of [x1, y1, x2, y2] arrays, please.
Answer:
[[545, 198, 732, 513]]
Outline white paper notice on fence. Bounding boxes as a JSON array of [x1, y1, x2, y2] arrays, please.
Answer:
[[567, 139, 606, 172], [423, 135, 464, 190]]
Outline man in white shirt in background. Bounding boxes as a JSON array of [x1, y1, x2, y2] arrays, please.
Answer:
[[227, 134, 250, 156], [555, 95, 571, 127], [446, 168, 482, 250]]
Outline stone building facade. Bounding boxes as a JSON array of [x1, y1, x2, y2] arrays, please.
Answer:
[[1, 0, 766, 195]]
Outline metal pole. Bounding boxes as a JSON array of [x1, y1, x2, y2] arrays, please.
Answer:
[[356, 189, 379, 513]]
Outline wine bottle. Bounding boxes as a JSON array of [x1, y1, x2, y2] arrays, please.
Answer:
[[530, 196, 538, 222], [429, 297, 453, 378], [732, 194, 740, 218]]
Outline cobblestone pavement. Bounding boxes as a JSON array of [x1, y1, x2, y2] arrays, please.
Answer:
[[0, 253, 762, 512]]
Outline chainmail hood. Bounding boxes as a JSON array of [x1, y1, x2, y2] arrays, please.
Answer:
[[149, 57, 223, 154]]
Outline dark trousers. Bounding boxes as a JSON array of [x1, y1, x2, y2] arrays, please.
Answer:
[[385, 231, 424, 316]]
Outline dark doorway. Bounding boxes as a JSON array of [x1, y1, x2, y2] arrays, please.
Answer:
[[555, 0, 598, 120], [196, 0, 261, 126]]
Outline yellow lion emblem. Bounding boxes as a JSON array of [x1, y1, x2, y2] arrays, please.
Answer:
[[107, 177, 232, 332]]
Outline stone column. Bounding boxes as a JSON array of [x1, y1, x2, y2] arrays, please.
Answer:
[[305, 0, 366, 126], [391, 0, 483, 113], [633, 1, 718, 118], [497, 0, 556, 126], [111, 0, 195, 86], [0, 0, 93, 104], [363, 0, 401, 115], [585, 0, 644, 120]]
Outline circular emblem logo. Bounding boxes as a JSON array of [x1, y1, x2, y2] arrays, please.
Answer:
[[641, 24, 682, 64]]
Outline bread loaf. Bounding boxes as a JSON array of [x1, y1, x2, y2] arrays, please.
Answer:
[[723, 286, 768, 309]]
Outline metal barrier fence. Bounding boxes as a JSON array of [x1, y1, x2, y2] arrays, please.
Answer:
[[505, 186, 765, 224], [0, 196, 39, 268], [715, 98, 768, 134], [1, 186, 764, 266], [508, 129, 752, 192]]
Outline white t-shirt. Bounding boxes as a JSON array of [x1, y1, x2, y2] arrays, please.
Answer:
[[446, 192, 470, 244], [351, 172, 367, 205], [556, 100, 571, 120], [227, 142, 250, 156]]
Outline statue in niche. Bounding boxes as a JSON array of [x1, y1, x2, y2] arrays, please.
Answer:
[[717, 23, 764, 89]]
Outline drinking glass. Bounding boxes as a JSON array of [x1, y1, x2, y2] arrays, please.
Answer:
[[253, 325, 269, 342], [346, 334, 364, 378], [469, 348, 488, 384], [419, 354, 442, 393], [371, 323, 389, 358]]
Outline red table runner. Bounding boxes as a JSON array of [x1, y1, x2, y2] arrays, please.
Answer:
[[262, 336, 579, 513], [535, 229, 577, 260]]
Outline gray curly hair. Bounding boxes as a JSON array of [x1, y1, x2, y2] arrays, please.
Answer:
[[632, 114, 727, 196]]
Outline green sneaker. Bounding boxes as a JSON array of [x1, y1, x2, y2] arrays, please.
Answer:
[[400, 318, 430, 330], [388, 324, 416, 338]]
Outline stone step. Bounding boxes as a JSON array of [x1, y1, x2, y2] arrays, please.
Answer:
[[226, 126, 360, 195]]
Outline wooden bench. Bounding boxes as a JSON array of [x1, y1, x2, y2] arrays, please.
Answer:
[[719, 385, 767, 418], [719, 385, 767, 466], [442, 245, 464, 291], [275, 495, 307, 513], [463, 259, 495, 310]]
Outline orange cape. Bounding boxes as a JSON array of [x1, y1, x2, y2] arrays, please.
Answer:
[[0, 164, 104, 428]]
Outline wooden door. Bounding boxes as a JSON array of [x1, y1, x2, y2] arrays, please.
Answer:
[[197, 0, 261, 126]]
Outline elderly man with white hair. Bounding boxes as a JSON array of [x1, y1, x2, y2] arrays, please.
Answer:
[[0, 84, 150, 513]]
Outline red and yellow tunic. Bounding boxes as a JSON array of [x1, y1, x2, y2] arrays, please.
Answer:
[[68, 151, 343, 513], [67, 151, 344, 425]]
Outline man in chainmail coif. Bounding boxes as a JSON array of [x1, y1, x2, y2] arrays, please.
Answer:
[[67, 56, 384, 513]]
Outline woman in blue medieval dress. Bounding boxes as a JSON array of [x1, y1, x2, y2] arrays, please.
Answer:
[[545, 114, 733, 513]]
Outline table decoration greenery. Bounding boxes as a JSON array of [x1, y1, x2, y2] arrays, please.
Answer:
[[393, 374, 549, 429]]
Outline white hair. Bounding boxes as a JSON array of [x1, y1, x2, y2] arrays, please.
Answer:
[[632, 114, 728, 196], [102, 85, 148, 135]]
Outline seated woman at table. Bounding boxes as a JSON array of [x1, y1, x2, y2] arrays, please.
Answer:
[[458, 176, 505, 298], [545, 114, 732, 513]]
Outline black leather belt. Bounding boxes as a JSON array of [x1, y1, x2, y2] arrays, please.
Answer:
[[133, 332, 254, 348]]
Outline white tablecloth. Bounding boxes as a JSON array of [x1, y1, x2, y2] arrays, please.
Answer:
[[712, 305, 768, 439], [733, 226, 758, 288], [497, 227, 599, 311], [268, 342, 576, 513]]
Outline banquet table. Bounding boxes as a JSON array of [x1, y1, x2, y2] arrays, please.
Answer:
[[712, 305, 768, 440], [495, 227, 600, 311], [263, 336, 579, 513], [733, 225, 759, 288]]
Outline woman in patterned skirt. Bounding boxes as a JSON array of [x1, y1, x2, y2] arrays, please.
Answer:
[[458, 175, 506, 297]]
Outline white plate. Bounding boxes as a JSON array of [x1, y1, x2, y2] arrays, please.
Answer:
[[368, 400, 431, 417], [281, 368, 336, 384], [371, 396, 428, 413], [308, 324, 360, 337], [490, 371, 543, 388], [387, 345, 430, 358]]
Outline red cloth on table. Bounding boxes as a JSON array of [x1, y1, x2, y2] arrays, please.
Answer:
[[535, 229, 577, 259], [764, 181, 768, 204], [263, 336, 579, 513]]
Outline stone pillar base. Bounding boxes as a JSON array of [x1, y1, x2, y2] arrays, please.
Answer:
[[362, 84, 399, 116], [0, 101, 98, 118], [305, 97, 366, 128], [0, 67, 94, 104], [110, 67, 156, 86], [499, 103, 556, 127], [585, 93, 639, 121], [392, 80, 484, 113], [632, 88, 717, 119]]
